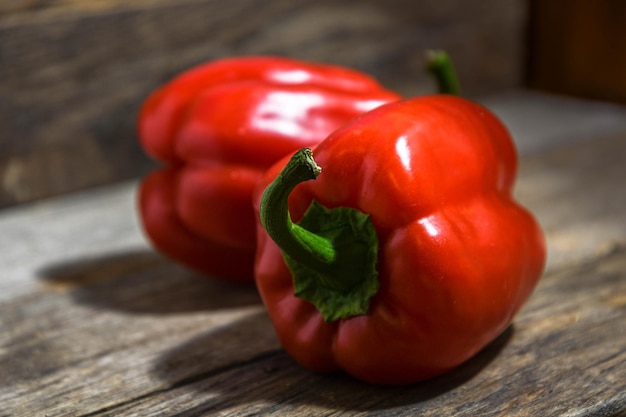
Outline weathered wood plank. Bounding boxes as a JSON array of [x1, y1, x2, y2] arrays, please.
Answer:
[[481, 89, 626, 156], [88, 248, 626, 417], [0, 260, 277, 416], [2, 239, 624, 416], [0, 181, 148, 302], [516, 132, 626, 272], [0, 0, 528, 207]]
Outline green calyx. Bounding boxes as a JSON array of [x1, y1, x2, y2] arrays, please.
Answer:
[[259, 148, 379, 322], [426, 50, 461, 95]]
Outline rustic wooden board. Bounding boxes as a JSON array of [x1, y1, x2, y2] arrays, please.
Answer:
[[1, 121, 625, 415], [86, 249, 626, 417], [516, 132, 626, 273], [0, 0, 528, 207]]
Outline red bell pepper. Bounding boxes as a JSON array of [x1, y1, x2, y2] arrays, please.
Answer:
[[254, 55, 546, 384], [137, 56, 401, 281]]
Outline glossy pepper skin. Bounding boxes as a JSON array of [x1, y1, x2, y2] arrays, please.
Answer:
[[254, 95, 546, 385], [137, 56, 401, 281]]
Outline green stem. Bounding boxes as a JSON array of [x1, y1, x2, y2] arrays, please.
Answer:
[[259, 148, 339, 286], [259, 148, 380, 321], [426, 50, 461, 95]]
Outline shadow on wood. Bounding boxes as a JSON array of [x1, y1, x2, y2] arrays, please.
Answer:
[[152, 312, 513, 413], [37, 249, 262, 314]]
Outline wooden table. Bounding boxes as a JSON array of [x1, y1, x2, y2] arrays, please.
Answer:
[[2, 92, 625, 416]]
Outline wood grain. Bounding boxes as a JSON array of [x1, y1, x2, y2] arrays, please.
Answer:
[[96, 249, 626, 417], [1, 124, 625, 415], [516, 132, 626, 272], [0, 0, 528, 207]]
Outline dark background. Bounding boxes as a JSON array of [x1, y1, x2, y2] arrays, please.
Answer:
[[1, 0, 624, 208]]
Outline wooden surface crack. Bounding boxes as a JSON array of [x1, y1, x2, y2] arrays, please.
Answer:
[[77, 350, 284, 417]]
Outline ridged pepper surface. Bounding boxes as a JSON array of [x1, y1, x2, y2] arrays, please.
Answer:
[[137, 56, 400, 281]]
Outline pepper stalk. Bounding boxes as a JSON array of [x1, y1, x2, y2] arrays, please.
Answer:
[[426, 50, 461, 95], [259, 148, 379, 322]]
